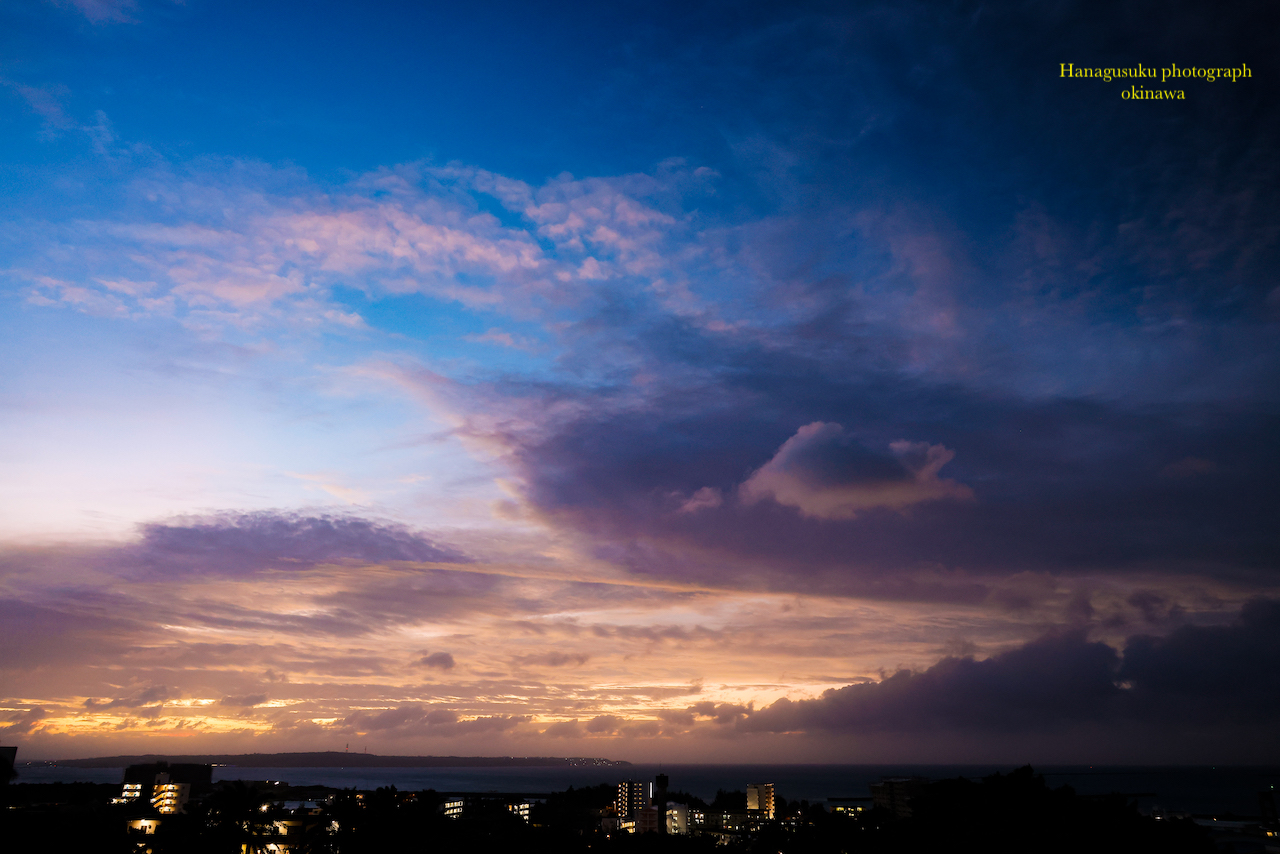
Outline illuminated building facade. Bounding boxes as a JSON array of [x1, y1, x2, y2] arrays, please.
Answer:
[[113, 782, 144, 804], [125, 818, 161, 835], [439, 794, 531, 822], [117, 763, 211, 815], [666, 803, 689, 835], [150, 776, 190, 814], [827, 797, 869, 815], [747, 782, 775, 819], [616, 780, 651, 819]]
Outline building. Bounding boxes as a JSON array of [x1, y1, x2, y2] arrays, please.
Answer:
[[654, 773, 668, 807], [667, 803, 689, 835], [114, 782, 144, 804], [150, 775, 190, 815], [747, 782, 775, 819], [118, 763, 211, 815], [0, 745, 16, 784], [636, 804, 665, 834], [439, 793, 536, 821], [827, 797, 871, 815], [616, 780, 651, 819], [869, 777, 926, 819], [125, 818, 162, 835]]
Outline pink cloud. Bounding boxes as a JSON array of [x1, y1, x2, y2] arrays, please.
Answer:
[[740, 422, 973, 519], [679, 486, 723, 513]]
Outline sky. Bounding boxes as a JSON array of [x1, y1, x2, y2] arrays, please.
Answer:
[[1, 0, 1278, 764]]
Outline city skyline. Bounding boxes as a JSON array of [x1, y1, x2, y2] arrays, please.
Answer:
[[1, 0, 1278, 763]]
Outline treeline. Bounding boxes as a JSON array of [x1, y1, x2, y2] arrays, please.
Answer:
[[754, 766, 1213, 854], [0, 766, 1212, 853]]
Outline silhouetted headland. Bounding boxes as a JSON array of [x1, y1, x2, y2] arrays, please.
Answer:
[[55, 752, 630, 768]]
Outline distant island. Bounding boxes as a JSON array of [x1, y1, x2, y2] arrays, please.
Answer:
[[53, 752, 630, 769]]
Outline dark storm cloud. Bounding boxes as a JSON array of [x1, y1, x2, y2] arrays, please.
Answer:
[[498, 355, 1280, 597], [740, 598, 1280, 735], [1118, 597, 1280, 723], [127, 511, 470, 576], [739, 422, 971, 519], [419, 0, 1280, 600]]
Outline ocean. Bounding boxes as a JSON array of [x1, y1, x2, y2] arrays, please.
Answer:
[[14, 763, 1280, 816]]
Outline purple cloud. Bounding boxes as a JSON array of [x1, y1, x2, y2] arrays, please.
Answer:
[[738, 422, 971, 518], [129, 511, 470, 576], [1118, 598, 1280, 723], [516, 651, 591, 668], [340, 704, 528, 736], [585, 714, 623, 733], [542, 719, 582, 738], [740, 599, 1280, 737], [419, 652, 456, 670], [84, 685, 172, 710], [481, 353, 1280, 600]]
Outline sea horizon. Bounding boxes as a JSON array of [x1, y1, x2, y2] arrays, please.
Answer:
[[14, 761, 1280, 818]]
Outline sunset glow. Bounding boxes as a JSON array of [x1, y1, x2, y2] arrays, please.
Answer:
[[2, 0, 1277, 765]]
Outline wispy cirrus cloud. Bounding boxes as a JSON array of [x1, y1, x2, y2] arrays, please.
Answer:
[[0, 79, 75, 131], [50, 0, 138, 25]]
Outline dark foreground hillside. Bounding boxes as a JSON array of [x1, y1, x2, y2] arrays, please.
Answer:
[[0, 766, 1217, 853]]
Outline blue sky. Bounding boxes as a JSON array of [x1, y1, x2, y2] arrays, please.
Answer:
[[1, 0, 1278, 763]]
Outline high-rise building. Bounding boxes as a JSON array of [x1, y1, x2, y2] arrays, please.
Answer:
[[653, 773, 669, 834], [869, 777, 925, 819], [747, 782, 775, 819], [1, 746, 17, 785], [616, 780, 651, 819]]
